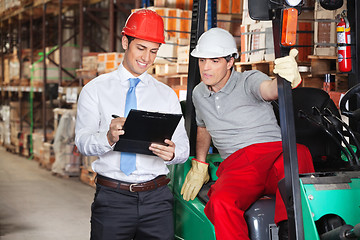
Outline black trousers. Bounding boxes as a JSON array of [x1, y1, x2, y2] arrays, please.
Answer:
[[90, 181, 174, 240]]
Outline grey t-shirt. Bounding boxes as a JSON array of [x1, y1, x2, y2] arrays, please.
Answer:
[[193, 69, 282, 159]]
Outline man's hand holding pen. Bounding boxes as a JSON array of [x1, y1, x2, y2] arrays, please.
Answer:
[[107, 114, 126, 146]]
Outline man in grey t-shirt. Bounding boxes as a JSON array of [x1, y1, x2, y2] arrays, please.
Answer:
[[180, 28, 314, 240]]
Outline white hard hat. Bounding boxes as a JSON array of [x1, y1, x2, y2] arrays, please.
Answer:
[[191, 27, 239, 59]]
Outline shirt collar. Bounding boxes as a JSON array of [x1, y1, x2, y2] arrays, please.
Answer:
[[221, 68, 237, 94], [201, 68, 237, 97], [117, 63, 149, 85]]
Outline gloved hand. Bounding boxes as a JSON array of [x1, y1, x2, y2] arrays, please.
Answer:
[[181, 159, 210, 201], [273, 49, 302, 88]]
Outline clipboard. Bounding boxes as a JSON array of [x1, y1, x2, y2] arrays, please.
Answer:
[[113, 109, 182, 155]]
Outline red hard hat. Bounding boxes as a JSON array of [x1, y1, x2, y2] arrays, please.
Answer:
[[122, 9, 165, 44]]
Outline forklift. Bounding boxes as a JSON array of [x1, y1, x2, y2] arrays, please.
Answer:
[[167, 0, 360, 239]]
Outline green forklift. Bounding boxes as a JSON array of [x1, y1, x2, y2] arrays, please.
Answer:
[[168, 0, 360, 239]]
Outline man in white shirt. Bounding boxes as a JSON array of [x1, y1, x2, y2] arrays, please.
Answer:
[[75, 9, 189, 240]]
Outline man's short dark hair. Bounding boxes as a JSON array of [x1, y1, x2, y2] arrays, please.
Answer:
[[224, 53, 237, 62], [125, 35, 135, 45]]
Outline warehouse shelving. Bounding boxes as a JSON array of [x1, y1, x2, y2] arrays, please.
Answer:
[[0, 0, 138, 156]]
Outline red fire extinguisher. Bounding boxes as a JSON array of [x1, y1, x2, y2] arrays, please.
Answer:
[[337, 11, 352, 72]]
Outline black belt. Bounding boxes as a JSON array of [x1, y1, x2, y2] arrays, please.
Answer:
[[95, 175, 170, 192]]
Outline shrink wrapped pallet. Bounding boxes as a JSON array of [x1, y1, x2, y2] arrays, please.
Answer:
[[52, 109, 80, 177], [0, 106, 10, 145]]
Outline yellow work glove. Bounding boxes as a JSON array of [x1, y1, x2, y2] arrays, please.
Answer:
[[181, 159, 210, 201], [273, 49, 302, 88]]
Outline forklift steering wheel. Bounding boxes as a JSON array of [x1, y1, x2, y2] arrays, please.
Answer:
[[339, 83, 360, 120]]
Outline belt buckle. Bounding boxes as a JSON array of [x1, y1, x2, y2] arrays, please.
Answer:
[[129, 183, 138, 192]]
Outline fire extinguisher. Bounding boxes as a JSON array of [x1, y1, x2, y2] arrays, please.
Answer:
[[337, 11, 352, 72]]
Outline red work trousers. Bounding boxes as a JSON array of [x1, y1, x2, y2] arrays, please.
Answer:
[[204, 141, 314, 240]]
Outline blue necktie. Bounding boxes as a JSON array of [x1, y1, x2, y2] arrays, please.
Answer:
[[120, 78, 141, 175]]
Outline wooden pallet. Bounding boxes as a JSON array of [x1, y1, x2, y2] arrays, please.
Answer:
[[156, 74, 188, 88], [308, 55, 337, 76], [38, 157, 54, 171], [51, 172, 71, 179], [80, 167, 96, 188], [4, 144, 16, 154]]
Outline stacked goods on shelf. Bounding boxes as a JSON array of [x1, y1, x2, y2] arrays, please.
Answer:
[[8, 54, 20, 85], [142, 4, 242, 100], [132, 7, 192, 43], [0, 0, 21, 16], [97, 52, 124, 74], [153, 0, 243, 13], [1, 48, 35, 87], [154, 0, 193, 10], [76, 52, 124, 85], [0, 102, 32, 156], [213, 13, 242, 46], [0, 105, 11, 147], [240, 0, 313, 63], [216, 0, 243, 14], [148, 7, 192, 40], [1, 51, 19, 86], [76, 54, 98, 85], [306, 0, 348, 95], [31, 46, 80, 87], [128, 7, 191, 99], [9, 101, 31, 154]]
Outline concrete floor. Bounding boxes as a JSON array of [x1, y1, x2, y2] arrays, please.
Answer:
[[0, 146, 94, 240]]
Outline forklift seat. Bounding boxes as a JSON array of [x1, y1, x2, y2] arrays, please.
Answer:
[[272, 87, 348, 172]]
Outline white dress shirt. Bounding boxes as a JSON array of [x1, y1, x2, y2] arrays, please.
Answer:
[[75, 64, 190, 183]]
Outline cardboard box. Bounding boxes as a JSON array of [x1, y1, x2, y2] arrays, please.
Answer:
[[177, 45, 190, 64], [97, 52, 124, 73], [82, 56, 98, 70], [155, 0, 193, 10], [156, 40, 178, 64], [155, 63, 177, 75], [180, 10, 191, 39], [217, 0, 242, 14], [147, 7, 191, 39]]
